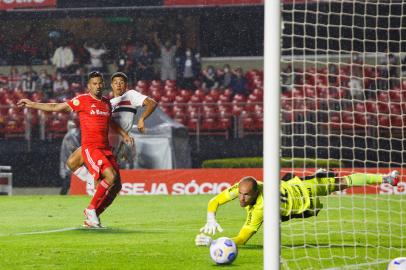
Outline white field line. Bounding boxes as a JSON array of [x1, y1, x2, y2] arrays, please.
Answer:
[[0, 227, 199, 237], [323, 259, 388, 270]]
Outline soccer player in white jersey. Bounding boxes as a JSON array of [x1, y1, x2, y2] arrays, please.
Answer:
[[67, 72, 157, 216]]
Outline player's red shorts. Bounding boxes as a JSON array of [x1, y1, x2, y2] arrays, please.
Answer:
[[82, 147, 119, 181]]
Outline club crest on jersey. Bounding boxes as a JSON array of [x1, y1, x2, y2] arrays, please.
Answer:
[[97, 160, 103, 166], [72, 99, 80, 106]]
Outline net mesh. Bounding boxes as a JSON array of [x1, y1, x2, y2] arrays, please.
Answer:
[[280, 1, 406, 269]]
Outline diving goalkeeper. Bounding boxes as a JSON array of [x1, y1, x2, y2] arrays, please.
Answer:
[[195, 170, 400, 246]]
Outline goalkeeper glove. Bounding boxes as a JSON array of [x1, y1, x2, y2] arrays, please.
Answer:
[[199, 212, 223, 235], [195, 233, 212, 246]]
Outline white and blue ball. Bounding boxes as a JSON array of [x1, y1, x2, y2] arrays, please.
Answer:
[[209, 237, 238, 265], [388, 257, 406, 270]]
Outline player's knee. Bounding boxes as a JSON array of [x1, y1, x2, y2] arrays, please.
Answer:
[[104, 169, 118, 185], [66, 156, 77, 171], [112, 182, 122, 193]]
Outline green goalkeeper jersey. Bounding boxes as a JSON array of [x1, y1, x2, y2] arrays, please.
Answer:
[[207, 182, 263, 245]]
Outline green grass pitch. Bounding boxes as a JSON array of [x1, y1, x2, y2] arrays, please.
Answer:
[[0, 195, 263, 270], [282, 195, 406, 269]]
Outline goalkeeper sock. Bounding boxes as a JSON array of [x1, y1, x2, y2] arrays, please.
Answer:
[[345, 173, 383, 187], [96, 183, 122, 216], [88, 179, 111, 210]]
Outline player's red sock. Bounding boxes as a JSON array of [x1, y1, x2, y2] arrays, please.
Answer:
[[96, 183, 121, 216], [88, 179, 111, 209]]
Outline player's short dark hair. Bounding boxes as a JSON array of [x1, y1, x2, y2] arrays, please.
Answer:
[[240, 176, 258, 192], [111, 72, 128, 83], [88, 71, 103, 81]]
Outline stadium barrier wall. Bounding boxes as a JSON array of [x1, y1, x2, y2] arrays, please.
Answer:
[[70, 168, 263, 195], [70, 167, 406, 196]]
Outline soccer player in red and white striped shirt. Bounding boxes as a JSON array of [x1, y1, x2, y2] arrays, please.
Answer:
[[17, 71, 133, 228]]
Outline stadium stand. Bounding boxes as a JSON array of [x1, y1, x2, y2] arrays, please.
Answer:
[[0, 67, 264, 139]]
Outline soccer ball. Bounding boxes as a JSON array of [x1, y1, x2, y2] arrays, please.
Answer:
[[387, 257, 406, 270], [209, 237, 238, 265]]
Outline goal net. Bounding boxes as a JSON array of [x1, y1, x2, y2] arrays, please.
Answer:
[[280, 1, 406, 269]]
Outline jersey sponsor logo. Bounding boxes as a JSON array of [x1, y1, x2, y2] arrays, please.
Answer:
[[91, 104, 96, 108], [73, 99, 80, 106], [90, 109, 109, 116]]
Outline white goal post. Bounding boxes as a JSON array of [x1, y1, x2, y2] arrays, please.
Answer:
[[280, 0, 406, 269]]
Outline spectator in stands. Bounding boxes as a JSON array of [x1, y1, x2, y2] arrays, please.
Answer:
[[0, 26, 7, 65], [69, 67, 86, 88], [51, 41, 74, 75], [40, 40, 56, 65], [136, 44, 155, 81], [178, 48, 200, 90], [21, 66, 38, 93], [388, 53, 400, 88], [52, 73, 70, 101], [220, 64, 235, 89], [230, 67, 249, 96], [153, 32, 182, 81], [377, 52, 389, 90], [401, 55, 406, 78], [328, 64, 338, 85], [84, 42, 108, 73], [116, 44, 131, 74], [348, 76, 364, 100], [38, 69, 53, 98], [202, 65, 220, 91], [281, 65, 293, 93], [8, 66, 21, 90], [59, 119, 80, 195]]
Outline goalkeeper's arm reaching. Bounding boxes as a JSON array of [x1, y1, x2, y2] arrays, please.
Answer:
[[196, 176, 263, 246]]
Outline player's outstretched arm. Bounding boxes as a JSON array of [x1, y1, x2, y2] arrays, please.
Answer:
[[110, 119, 134, 146], [17, 99, 71, 112], [137, 97, 157, 133], [199, 184, 239, 235]]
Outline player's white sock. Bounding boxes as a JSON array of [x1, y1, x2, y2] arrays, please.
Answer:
[[73, 166, 94, 185]]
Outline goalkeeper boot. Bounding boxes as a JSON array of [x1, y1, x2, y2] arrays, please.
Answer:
[[83, 208, 101, 228], [382, 170, 400, 186]]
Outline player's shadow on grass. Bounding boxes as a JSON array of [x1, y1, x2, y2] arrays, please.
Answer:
[[238, 244, 263, 250]]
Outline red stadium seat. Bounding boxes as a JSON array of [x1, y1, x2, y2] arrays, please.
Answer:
[[390, 115, 403, 127], [189, 95, 202, 103], [165, 80, 176, 87], [150, 89, 162, 102], [194, 89, 206, 99], [201, 118, 217, 130], [232, 104, 244, 116], [209, 89, 221, 100], [223, 88, 233, 98], [389, 90, 401, 103], [390, 104, 401, 115], [180, 89, 192, 101], [151, 80, 161, 87], [378, 115, 390, 127]]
